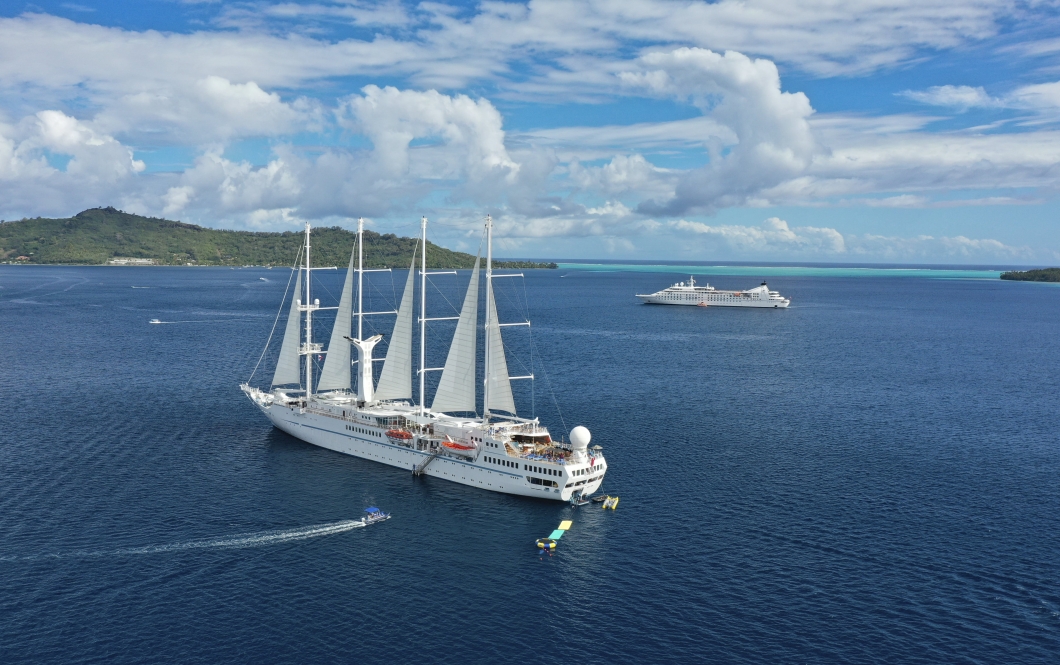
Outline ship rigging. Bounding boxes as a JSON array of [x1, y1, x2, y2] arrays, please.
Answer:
[[241, 216, 606, 501]]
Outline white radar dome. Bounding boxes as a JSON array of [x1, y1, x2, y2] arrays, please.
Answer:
[[570, 426, 591, 450]]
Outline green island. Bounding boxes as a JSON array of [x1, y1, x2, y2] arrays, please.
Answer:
[[999, 268, 1060, 282], [0, 207, 557, 269]]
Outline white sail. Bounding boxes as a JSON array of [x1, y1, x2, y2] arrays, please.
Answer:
[[431, 256, 481, 413], [484, 285, 517, 415], [316, 247, 356, 392], [272, 269, 303, 386], [374, 248, 417, 401]]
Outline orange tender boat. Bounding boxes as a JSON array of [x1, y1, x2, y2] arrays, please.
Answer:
[[386, 429, 413, 445]]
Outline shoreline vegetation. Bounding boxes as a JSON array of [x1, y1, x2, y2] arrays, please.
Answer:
[[0, 207, 557, 269], [1000, 268, 1060, 282]]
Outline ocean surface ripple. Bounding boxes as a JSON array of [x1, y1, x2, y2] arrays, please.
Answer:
[[1, 265, 1058, 664]]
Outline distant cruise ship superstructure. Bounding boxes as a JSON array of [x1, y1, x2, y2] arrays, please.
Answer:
[[241, 216, 605, 502], [637, 276, 790, 308]]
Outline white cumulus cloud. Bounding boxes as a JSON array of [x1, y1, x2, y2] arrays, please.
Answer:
[[97, 76, 314, 144], [620, 48, 817, 215], [340, 85, 519, 184], [569, 154, 676, 198], [149, 86, 527, 224], [0, 110, 145, 216], [672, 217, 846, 254], [899, 85, 1001, 110]]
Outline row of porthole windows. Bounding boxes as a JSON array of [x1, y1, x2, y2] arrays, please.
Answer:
[[526, 464, 560, 477], [573, 464, 602, 476]]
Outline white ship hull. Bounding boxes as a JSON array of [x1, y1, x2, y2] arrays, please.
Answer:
[[257, 400, 605, 502]]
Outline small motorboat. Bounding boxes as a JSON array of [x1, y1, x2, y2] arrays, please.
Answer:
[[149, 319, 162, 324], [361, 507, 390, 526], [591, 495, 607, 503]]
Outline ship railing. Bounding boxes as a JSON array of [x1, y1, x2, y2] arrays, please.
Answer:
[[303, 405, 389, 428], [517, 451, 570, 464]]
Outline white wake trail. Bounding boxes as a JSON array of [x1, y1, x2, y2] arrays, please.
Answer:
[[149, 317, 257, 324], [120, 519, 366, 555], [3, 519, 365, 562]]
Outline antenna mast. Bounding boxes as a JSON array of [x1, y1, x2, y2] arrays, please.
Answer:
[[483, 214, 492, 422], [418, 216, 427, 417], [357, 218, 364, 341], [304, 221, 313, 399]]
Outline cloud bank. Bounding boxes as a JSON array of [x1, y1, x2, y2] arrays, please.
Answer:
[[0, 3, 1058, 263], [669, 217, 1036, 261]]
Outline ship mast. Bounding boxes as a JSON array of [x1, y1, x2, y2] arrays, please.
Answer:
[[418, 216, 427, 417], [483, 214, 493, 422], [304, 221, 313, 399], [357, 218, 364, 341]]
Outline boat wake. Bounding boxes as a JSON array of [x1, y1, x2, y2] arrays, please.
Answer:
[[2, 519, 365, 562], [148, 317, 256, 324]]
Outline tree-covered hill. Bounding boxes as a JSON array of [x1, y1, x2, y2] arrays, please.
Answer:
[[0, 207, 556, 269], [1000, 268, 1060, 282]]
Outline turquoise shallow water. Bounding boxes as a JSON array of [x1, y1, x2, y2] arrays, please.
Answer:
[[558, 262, 1005, 279]]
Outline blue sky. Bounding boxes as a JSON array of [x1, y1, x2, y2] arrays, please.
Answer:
[[1, 1, 1059, 263]]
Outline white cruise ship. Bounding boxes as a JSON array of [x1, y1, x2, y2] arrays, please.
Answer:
[[241, 216, 605, 502], [636, 276, 790, 308]]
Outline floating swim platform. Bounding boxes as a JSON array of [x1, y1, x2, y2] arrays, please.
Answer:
[[602, 496, 620, 510], [537, 520, 574, 549]]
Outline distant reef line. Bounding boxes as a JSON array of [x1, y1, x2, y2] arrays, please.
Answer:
[[1000, 268, 1060, 282], [0, 207, 557, 269]]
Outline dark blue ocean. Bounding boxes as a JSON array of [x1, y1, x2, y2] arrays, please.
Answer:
[[2, 264, 1059, 664]]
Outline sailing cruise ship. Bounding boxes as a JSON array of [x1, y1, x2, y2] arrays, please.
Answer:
[[241, 217, 605, 502], [637, 276, 790, 308]]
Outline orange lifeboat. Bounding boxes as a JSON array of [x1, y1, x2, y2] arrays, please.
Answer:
[[442, 439, 476, 452], [386, 429, 413, 445]]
